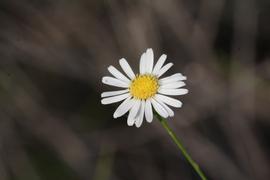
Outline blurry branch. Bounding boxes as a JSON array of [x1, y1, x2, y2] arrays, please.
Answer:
[[152, 0, 225, 64], [87, 124, 158, 152], [179, 127, 248, 180], [152, 0, 193, 46], [163, 112, 249, 180], [226, 0, 270, 179], [0, 69, 94, 179], [0, 120, 10, 180], [86, 114, 249, 180], [86, 116, 249, 179], [0, 0, 119, 85], [190, 0, 225, 63], [0, 116, 41, 180], [0, 158, 8, 180], [92, 143, 114, 180]]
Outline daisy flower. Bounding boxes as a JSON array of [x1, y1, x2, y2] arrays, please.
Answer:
[[101, 48, 188, 127]]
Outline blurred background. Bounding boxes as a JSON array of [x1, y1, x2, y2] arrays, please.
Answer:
[[0, 0, 269, 179]]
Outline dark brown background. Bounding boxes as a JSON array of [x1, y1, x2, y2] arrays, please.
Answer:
[[0, 0, 270, 179]]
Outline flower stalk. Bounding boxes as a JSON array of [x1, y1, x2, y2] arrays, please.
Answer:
[[155, 113, 207, 180]]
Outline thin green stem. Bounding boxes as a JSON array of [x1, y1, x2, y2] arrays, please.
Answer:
[[155, 113, 207, 180]]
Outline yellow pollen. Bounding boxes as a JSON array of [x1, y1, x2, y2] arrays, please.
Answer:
[[129, 74, 159, 100]]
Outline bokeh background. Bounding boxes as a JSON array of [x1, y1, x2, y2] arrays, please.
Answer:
[[0, 0, 270, 179]]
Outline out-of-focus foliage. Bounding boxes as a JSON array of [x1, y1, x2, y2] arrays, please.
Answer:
[[0, 0, 269, 179]]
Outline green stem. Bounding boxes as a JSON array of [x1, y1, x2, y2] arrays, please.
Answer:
[[155, 113, 207, 180]]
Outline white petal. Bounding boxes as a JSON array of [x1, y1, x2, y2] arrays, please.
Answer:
[[135, 100, 145, 128], [127, 115, 135, 126], [127, 100, 141, 126], [159, 73, 187, 84], [108, 66, 131, 83], [139, 53, 146, 74], [164, 104, 174, 117], [150, 98, 168, 118], [101, 89, 129, 98], [101, 93, 130, 105], [145, 99, 153, 123], [157, 63, 173, 78], [159, 73, 185, 81], [152, 54, 167, 75], [102, 76, 129, 88], [145, 48, 154, 73], [155, 94, 182, 108], [158, 88, 189, 96], [155, 98, 174, 117], [119, 58, 136, 79], [160, 81, 186, 89], [113, 97, 135, 118]]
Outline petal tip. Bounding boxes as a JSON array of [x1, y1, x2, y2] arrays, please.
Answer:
[[107, 65, 113, 70], [127, 122, 134, 126], [119, 58, 125, 63], [101, 77, 106, 83], [101, 99, 106, 105], [113, 113, 118, 119], [147, 48, 153, 52]]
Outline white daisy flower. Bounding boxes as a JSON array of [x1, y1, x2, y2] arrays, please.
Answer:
[[101, 48, 188, 128]]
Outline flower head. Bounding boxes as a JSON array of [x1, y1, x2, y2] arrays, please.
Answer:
[[101, 48, 188, 127]]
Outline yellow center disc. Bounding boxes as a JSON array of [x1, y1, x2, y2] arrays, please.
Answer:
[[129, 74, 159, 100]]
